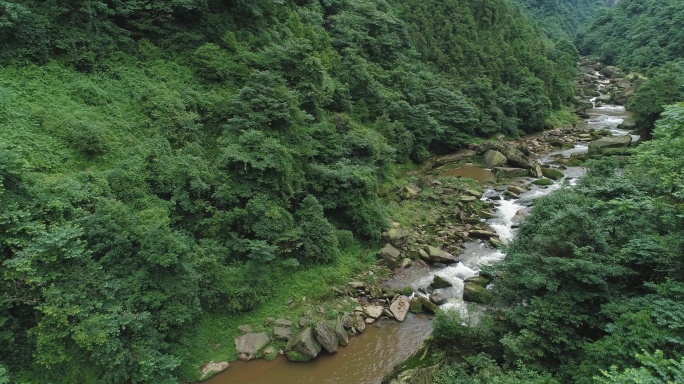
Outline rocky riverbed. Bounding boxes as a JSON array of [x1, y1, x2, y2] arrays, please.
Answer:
[[200, 59, 638, 384]]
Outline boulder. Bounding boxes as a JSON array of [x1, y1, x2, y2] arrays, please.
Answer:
[[409, 297, 423, 313], [399, 183, 422, 200], [468, 230, 498, 239], [512, 208, 530, 225], [483, 150, 507, 168], [237, 324, 253, 334], [430, 293, 448, 305], [418, 296, 441, 313], [314, 321, 338, 353], [399, 258, 412, 268], [363, 305, 384, 319], [433, 149, 477, 166], [285, 327, 322, 362], [429, 275, 453, 290], [464, 276, 491, 287], [533, 164, 544, 178], [275, 318, 294, 327], [460, 195, 478, 203], [500, 147, 533, 169], [235, 332, 270, 361], [341, 312, 354, 329], [423, 246, 458, 263], [507, 185, 527, 195], [274, 326, 292, 341], [377, 243, 401, 265], [389, 295, 410, 322], [200, 361, 230, 380], [335, 321, 349, 347], [492, 167, 529, 178], [532, 178, 554, 186], [353, 313, 366, 334], [541, 167, 564, 180], [389, 364, 440, 384], [463, 282, 492, 303], [385, 228, 410, 248], [589, 135, 632, 153]]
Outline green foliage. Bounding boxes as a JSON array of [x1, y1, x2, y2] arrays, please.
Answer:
[[626, 64, 684, 138], [515, 0, 608, 40]]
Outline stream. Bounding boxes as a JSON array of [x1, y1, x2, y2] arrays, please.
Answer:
[[205, 101, 633, 384]]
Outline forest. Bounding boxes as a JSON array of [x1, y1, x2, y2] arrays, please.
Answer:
[[0, 0, 682, 383]]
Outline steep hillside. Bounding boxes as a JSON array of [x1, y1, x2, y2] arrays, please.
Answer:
[[515, 0, 609, 39], [0, 0, 580, 382]]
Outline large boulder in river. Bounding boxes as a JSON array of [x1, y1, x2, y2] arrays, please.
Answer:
[[463, 282, 492, 303], [589, 135, 632, 154], [377, 243, 401, 266], [422, 246, 458, 263], [492, 167, 529, 178], [541, 167, 564, 180], [285, 327, 322, 362], [500, 147, 533, 169], [483, 150, 507, 168], [235, 332, 270, 361], [314, 321, 338, 353], [390, 295, 410, 322], [429, 275, 453, 289]]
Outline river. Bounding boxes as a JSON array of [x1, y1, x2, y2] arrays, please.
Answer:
[[204, 100, 633, 384]]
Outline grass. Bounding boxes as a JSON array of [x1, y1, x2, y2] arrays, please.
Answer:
[[546, 107, 580, 129], [175, 243, 380, 382]]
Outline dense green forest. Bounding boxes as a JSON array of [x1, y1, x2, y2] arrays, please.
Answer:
[[432, 102, 684, 384], [0, 0, 582, 382], [516, 0, 609, 39]]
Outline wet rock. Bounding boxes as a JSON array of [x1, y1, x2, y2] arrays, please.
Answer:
[[285, 327, 322, 362], [429, 275, 453, 289], [464, 276, 491, 287], [377, 243, 401, 265], [423, 246, 458, 263], [236, 332, 270, 361], [418, 296, 441, 313], [274, 326, 293, 341], [390, 295, 410, 322], [493, 167, 529, 178], [463, 282, 492, 303], [507, 185, 527, 195], [541, 167, 564, 180], [399, 184, 422, 200], [363, 305, 384, 319], [385, 228, 410, 248], [200, 361, 230, 380], [353, 313, 366, 333], [430, 293, 448, 305], [409, 297, 423, 313], [468, 230, 498, 239], [512, 208, 530, 225], [532, 178, 554, 186], [314, 321, 338, 353]]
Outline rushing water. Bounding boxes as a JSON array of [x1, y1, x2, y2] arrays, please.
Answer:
[[204, 100, 632, 384]]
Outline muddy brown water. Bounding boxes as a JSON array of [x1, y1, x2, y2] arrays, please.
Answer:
[[440, 166, 496, 182], [205, 314, 433, 384]]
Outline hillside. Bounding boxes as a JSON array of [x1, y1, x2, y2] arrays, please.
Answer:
[[0, 0, 579, 382], [515, 0, 609, 39]]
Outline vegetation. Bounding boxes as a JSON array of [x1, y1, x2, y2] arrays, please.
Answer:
[[516, 0, 610, 40], [0, 0, 584, 382], [432, 103, 684, 383]]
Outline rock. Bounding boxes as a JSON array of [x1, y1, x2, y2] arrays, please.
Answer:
[[418, 296, 441, 313], [541, 167, 564, 180], [348, 281, 365, 290], [507, 185, 527, 195], [237, 324, 253, 334], [386, 228, 410, 248], [464, 276, 491, 287], [533, 164, 543, 178], [512, 208, 530, 225], [399, 258, 412, 268], [433, 150, 478, 166], [424, 246, 458, 263], [299, 315, 313, 327], [275, 318, 294, 327], [353, 313, 366, 333], [335, 321, 349, 347], [363, 305, 384, 319], [399, 184, 422, 200], [483, 150, 507, 168], [492, 167, 529, 178], [598, 94, 612, 103], [264, 317, 275, 326], [314, 321, 338, 353], [460, 195, 478, 203], [463, 282, 492, 303], [390, 295, 410, 322], [200, 361, 230, 380], [500, 147, 533, 169], [377, 243, 401, 265], [532, 178, 554, 186], [274, 326, 293, 341], [235, 332, 270, 361], [468, 230, 498, 239], [430, 293, 448, 305], [409, 297, 423, 313], [589, 135, 632, 153], [429, 275, 453, 289], [465, 189, 482, 197], [341, 312, 354, 329], [389, 364, 440, 384], [285, 327, 322, 362]]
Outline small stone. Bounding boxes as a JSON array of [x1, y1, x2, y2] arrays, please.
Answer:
[[275, 318, 294, 327]]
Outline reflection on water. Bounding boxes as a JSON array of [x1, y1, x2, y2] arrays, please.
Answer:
[[441, 166, 496, 182], [204, 315, 433, 384]]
